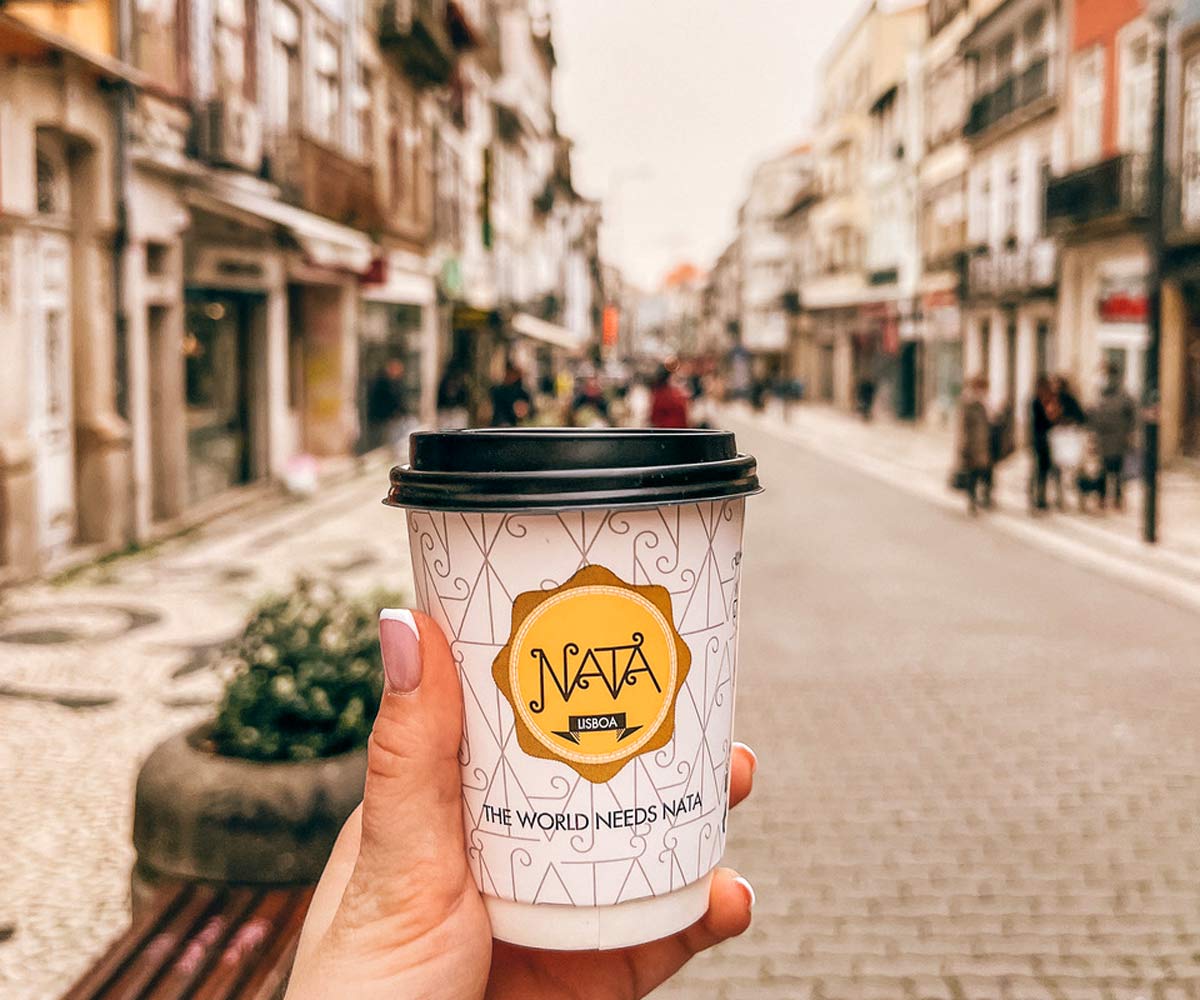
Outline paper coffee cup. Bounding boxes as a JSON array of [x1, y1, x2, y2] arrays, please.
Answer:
[[385, 428, 760, 950]]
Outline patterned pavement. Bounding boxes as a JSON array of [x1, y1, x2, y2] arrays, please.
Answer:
[[0, 458, 407, 1000]]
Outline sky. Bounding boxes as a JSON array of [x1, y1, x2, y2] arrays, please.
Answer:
[[550, 0, 853, 291]]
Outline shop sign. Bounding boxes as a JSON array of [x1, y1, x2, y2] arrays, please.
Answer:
[[190, 247, 271, 289], [602, 304, 620, 348], [1098, 274, 1147, 323]]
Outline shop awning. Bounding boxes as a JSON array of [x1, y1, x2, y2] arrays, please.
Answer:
[[188, 184, 376, 275], [512, 312, 586, 352]]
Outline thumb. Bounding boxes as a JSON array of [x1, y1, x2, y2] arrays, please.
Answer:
[[339, 609, 473, 935]]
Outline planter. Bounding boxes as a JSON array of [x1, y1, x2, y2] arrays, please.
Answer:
[[132, 726, 365, 917]]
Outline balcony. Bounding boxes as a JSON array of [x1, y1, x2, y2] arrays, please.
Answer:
[[270, 133, 382, 232], [966, 239, 1057, 299], [964, 55, 1054, 140], [1045, 154, 1147, 232], [380, 0, 456, 88]]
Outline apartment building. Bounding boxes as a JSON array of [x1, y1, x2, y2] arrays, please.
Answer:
[[919, 0, 974, 422], [738, 146, 814, 384], [1045, 0, 1153, 425], [961, 0, 1068, 432], [864, 35, 925, 418], [802, 0, 927, 413]]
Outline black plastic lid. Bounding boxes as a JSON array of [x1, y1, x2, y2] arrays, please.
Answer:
[[385, 428, 761, 512]]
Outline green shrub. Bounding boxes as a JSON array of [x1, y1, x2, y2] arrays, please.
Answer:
[[210, 578, 401, 762]]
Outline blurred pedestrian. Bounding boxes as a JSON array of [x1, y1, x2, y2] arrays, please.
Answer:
[[366, 358, 410, 457], [1055, 374, 1087, 425], [690, 374, 717, 429], [569, 374, 611, 427], [749, 377, 768, 412], [1047, 374, 1088, 507], [1030, 374, 1063, 512], [955, 375, 993, 515], [855, 376, 876, 422], [1088, 360, 1137, 511], [437, 367, 470, 429], [650, 365, 690, 428], [489, 362, 535, 428]]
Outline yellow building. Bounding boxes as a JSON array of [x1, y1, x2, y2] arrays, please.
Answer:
[[801, 0, 927, 412]]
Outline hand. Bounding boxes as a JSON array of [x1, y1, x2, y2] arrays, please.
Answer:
[[285, 610, 758, 1000]]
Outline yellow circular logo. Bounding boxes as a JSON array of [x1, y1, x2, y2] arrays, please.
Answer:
[[493, 565, 691, 783]]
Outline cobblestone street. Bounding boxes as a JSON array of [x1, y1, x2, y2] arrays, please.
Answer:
[[0, 458, 407, 1000], [4, 422, 1200, 1000], [654, 420, 1200, 999]]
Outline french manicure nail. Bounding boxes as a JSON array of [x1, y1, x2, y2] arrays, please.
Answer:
[[733, 876, 756, 910], [737, 742, 758, 775], [379, 609, 422, 693]]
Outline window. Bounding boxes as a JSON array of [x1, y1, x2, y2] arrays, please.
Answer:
[[269, 1, 301, 132], [1072, 48, 1105, 166], [356, 64, 374, 159], [314, 27, 342, 145], [1184, 56, 1200, 225], [213, 0, 247, 97], [1120, 28, 1154, 154], [1023, 11, 1046, 59], [1003, 166, 1019, 241], [1038, 157, 1051, 236], [36, 154, 60, 216], [970, 173, 991, 245], [133, 0, 179, 89], [996, 35, 1015, 78], [435, 132, 463, 247]]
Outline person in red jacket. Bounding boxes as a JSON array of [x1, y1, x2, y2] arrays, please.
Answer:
[[649, 364, 690, 428]]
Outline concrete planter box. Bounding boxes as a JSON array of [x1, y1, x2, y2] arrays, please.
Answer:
[[132, 726, 365, 917]]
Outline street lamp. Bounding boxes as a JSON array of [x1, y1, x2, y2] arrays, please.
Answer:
[[1143, 0, 1172, 544]]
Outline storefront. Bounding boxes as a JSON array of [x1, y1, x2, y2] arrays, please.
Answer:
[[922, 290, 964, 425], [184, 235, 281, 505], [186, 178, 374, 487], [1057, 237, 1148, 409], [359, 249, 438, 451]]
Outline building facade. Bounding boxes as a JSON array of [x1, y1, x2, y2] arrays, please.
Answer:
[[737, 146, 813, 384], [0, 0, 599, 581], [1046, 0, 1152, 434], [919, 0, 975, 423], [961, 0, 1067, 434], [0, 5, 134, 573], [802, 0, 928, 414]]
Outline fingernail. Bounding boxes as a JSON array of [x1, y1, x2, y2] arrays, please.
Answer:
[[737, 742, 758, 775], [379, 609, 422, 693], [733, 876, 756, 910]]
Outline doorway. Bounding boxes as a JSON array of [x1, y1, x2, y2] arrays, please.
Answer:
[[184, 291, 259, 503], [1004, 314, 1018, 413], [1183, 322, 1200, 458], [895, 341, 922, 420], [29, 131, 77, 558], [30, 231, 75, 556]]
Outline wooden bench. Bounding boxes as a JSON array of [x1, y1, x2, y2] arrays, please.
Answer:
[[59, 882, 313, 1000]]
